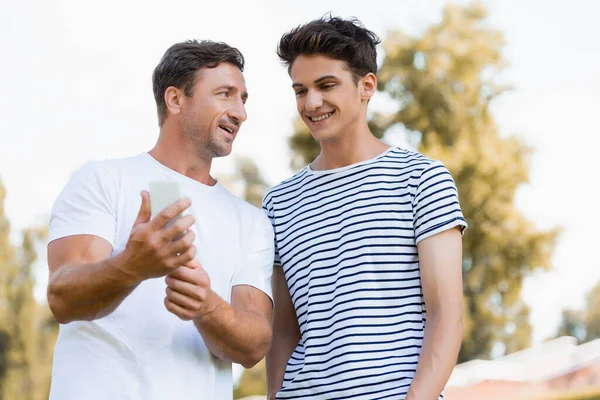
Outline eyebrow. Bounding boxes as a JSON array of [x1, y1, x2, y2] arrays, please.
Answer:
[[292, 75, 339, 88], [215, 85, 248, 102]]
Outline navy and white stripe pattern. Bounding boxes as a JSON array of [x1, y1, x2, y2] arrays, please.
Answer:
[[262, 147, 467, 400]]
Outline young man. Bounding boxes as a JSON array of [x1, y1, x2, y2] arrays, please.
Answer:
[[263, 17, 467, 400], [47, 40, 274, 400]]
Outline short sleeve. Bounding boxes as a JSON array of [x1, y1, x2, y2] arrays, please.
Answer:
[[261, 194, 281, 266], [413, 161, 467, 244], [231, 210, 275, 301], [49, 161, 118, 246]]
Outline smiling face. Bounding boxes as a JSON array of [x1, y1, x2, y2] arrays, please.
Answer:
[[290, 54, 371, 143], [179, 62, 248, 158]]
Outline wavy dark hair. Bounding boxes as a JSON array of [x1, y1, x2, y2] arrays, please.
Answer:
[[152, 40, 244, 126], [277, 15, 380, 83]]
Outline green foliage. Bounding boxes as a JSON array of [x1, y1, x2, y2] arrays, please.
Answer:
[[235, 157, 270, 209], [0, 179, 58, 400], [376, 1, 558, 362], [554, 282, 600, 344]]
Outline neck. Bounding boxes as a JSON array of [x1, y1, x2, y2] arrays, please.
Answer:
[[312, 120, 390, 171], [149, 121, 216, 186]]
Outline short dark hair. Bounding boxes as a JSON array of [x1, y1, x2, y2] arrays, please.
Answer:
[[152, 40, 245, 126], [277, 15, 380, 83]]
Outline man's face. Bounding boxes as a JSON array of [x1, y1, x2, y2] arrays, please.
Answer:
[[290, 54, 364, 142], [180, 62, 248, 159]]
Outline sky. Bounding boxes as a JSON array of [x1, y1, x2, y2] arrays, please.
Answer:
[[1, 0, 599, 353]]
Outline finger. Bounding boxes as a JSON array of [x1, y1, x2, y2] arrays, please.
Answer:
[[167, 229, 196, 254], [167, 265, 204, 285], [162, 216, 195, 241], [166, 287, 199, 310], [165, 274, 201, 298], [168, 245, 197, 268], [186, 259, 202, 269], [164, 297, 192, 321], [151, 198, 191, 230], [134, 191, 151, 226]]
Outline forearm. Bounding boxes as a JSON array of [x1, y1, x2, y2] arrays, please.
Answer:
[[193, 291, 272, 368], [266, 349, 287, 400], [266, 330, 298, 400], [406, 310, 463, 400], [47, 252, 139, 323]]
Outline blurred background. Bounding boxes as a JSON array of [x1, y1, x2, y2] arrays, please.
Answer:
[[1, 0, 599, 399]]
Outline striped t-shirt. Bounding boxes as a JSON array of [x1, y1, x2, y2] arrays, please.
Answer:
[[262, 147, 467, 400]]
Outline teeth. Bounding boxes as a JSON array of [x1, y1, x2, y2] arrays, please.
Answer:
[[310, 112, 333, 122], [221, 126, 233, 133]]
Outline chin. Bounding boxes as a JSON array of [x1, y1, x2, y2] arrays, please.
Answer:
[[310, 127, 340, 143], [214, 143, 233, 158]]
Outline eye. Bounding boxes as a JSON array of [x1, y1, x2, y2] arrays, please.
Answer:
[[219, 91, 230, 98], [321, 83, 336, 90], [295, 89, 307, 97]]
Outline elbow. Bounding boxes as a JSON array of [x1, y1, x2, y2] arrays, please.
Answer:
[[240, 333, 272, 369], [240, 357, 261, 370], [429, 306, 464, 340], [239, 345, 270, 369], [449, 309, 464, 345], [238, 349, 265, 369], [47, 281, 72, 325], [48, 295, 70, 325]]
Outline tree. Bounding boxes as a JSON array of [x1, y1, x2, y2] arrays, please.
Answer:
[[234, 157, 271, 209], [0, 179, 58, 400], [554, 282, 600, 344], [583, 282, 600, 342], [286, 2, 558, 362], [554, 309, 586, 343]]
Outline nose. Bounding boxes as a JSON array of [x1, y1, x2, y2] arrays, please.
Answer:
[[305, 90, 323, 112], [229, 98, 247, 123]]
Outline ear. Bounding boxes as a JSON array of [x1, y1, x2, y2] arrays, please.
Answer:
[[360, 73, 377, 101], [164, 86, 185, 118]]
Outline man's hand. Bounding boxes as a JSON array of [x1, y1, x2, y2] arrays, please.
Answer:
[[120, 191, 197, 283], [164, 260, 217, 321], [46, 190, 197, 323], [164, 259, 273, 367]]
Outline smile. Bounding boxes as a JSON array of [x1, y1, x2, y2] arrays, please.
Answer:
[[219, 125, 234, 133], [308, 111, 334, 122]]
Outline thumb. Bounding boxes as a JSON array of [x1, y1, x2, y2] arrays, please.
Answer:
[[134, 190, 151, 226]]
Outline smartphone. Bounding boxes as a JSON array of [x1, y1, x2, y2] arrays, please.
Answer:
[[148, 181, 182, 219]]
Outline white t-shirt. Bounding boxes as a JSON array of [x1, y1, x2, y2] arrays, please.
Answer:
[[48, 153, 274, 400]]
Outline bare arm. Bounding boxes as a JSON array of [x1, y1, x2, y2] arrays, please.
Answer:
[[47, 192, 196, 324], [47, 235, 138, 323], [406, 227, 464, 400], [164, 263, 273, 368], [266, 266, 300, 400]]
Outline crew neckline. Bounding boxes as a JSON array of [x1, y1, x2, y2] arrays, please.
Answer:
[[306, 147, 396, 175], [141, 152, 221, 192]]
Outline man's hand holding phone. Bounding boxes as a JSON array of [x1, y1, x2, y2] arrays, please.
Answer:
[[117, 182, 196, 284]]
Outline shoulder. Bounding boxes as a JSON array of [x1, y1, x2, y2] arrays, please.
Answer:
[[384, 148, 454, 181], [383, 147, 439, 170], [216, 186, 272, 230], [71, 154, 146, 182], [263, 168, 312, 207]]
